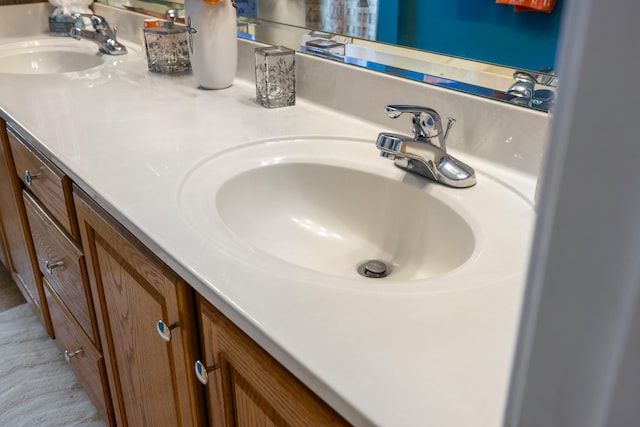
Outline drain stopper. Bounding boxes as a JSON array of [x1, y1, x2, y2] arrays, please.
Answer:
[[357, 260, 389, 278]]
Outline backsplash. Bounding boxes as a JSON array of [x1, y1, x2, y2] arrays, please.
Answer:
[[0, 3, 53, 36], [237, 33, 549, 177]]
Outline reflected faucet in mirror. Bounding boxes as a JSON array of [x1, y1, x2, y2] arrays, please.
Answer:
[[508, 70, 556, 109], [375, 105, 476, 188]]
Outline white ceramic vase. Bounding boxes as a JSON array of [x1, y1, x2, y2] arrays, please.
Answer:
[[185, 0, 237, 89]]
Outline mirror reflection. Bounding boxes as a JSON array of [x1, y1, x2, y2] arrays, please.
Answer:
[[101, 0, 563, 110], [237, 0, 563, 72]]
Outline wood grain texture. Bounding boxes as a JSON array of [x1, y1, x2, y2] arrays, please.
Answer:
[[232, 367, 289, 427], [0, 124, 19, 274], [0, 210, 10, 270], [44, 277, 114, 425], [8, 127, 80, 242], [0, 120, 52, 336], [198, 296, 351, 427], [24, 190, 98, 345], [74, 186, 205, 427]]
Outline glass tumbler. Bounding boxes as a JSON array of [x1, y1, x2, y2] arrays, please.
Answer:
[[254, 46, 296, 108], [143, 21, 191, 75]]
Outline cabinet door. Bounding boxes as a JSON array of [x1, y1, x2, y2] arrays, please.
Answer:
[[0, 121, 51, 335], [74, 188, 204, 427], [197, 296, 350, 427]]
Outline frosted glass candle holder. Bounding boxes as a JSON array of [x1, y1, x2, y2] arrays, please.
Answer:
[[255, 46, 296, 108]]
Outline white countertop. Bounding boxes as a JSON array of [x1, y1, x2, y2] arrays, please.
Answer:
[[0, 15, 539, 426]]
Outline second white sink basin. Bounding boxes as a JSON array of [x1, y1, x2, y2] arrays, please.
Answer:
[[0, 50, 103, 74], [0, 38, 108, 75], [178, 137, 533, 289]]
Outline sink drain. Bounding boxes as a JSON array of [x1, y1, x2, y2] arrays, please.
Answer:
[[357, 260, 390, 279]]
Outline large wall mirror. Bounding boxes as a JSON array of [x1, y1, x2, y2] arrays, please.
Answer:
[[100, 0, 563, 111]]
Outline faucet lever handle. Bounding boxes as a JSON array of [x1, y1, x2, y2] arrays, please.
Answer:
[[71, 13, 112, 35], [384, 105, 454, 148], [167, 8, 180, 21], [385, 105, 442, 141], [512, 70, 538, 85], [385, 105, 440, 121]]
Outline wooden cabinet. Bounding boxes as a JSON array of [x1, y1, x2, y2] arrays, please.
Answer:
[[74, 187, 205, 427], [0, 121, 51, 335], [197, 296, 350, 427], [6, 123, 113, 424]]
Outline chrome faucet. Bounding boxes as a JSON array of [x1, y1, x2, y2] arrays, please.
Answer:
[[69, 14, 127, 55], [507, 71, 536, 105], [507, 70, 555, 109], [375, 105, 476, 188]]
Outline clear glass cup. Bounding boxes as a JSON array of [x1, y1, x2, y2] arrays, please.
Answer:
[[143, 23, 191, 75], [254, 46, 296, 108]]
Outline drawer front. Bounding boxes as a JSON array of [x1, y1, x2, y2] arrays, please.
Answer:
[[44, 278, 111, 424], [24, 191, 97, 345], [8, 129, 76, 239]]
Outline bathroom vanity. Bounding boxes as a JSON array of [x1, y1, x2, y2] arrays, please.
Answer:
[[0, 3, 547, 426]]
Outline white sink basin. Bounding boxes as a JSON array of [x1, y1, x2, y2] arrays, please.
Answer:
[[0, 39, 107, 75], [0, 50, 103, 74], [216, 160, 475, 281], [178, 137, 533, 288]]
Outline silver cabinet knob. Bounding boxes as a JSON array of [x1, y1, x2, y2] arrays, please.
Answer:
[[45, 259, 64, 274], [156, 320, 180, 342], [64, 348, 83, 362], [194, 360, 218, 385], [23, 169, 42, 186]]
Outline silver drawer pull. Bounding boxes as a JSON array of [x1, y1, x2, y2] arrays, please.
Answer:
[[156, 320, 180, 342], [64, 348, 83, 362], [45, 260, 64, 274], [194, 360, 219, 385], [23, 169, 42, 186]]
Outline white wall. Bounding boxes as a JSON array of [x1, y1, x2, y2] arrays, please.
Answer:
[[505, 0, 640, 426]]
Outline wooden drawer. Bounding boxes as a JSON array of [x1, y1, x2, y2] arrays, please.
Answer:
[[7, 127, 79, 241], [24, 190, 98, 346], [44, 278, 113, 425]]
